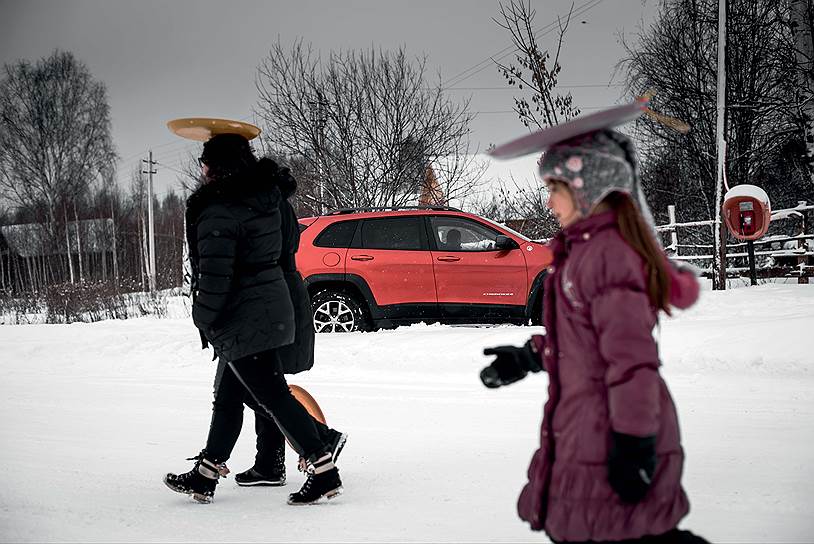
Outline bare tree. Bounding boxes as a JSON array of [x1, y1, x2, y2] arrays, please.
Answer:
[[255, 40, 482, 212], [493, 0, 581, 130], [485, 0, 578, 237], [791, 0, 814, 180], [0, 50, 116, 233], [468, 177, 559, 240], [620, 0, 814, 288]]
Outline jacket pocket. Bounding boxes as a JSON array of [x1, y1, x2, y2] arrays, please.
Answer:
[[574, 400, 610, 464]]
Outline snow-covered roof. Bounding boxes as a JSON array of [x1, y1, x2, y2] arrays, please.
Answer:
[[1, 219, 114, 257], [725, 184, 770, 206], [431, 152, 545, 209]]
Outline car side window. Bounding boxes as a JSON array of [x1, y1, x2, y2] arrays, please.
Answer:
[[429, 217, 500, 252], [360, 217, 424, 250], [314, 220, 359, 248]]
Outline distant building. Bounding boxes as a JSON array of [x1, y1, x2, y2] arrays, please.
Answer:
[[418, 165, 445, 206], [0, 219, 114, 258]]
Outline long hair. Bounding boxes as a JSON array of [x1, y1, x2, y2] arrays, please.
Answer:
[[602, 191, 671, 315]]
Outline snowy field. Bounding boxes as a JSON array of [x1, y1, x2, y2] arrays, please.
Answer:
[[1, 283, 813, 542]]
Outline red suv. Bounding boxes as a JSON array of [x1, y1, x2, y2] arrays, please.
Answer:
[[297, 206, 554, 332]]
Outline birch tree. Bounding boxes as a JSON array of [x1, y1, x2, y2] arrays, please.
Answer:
[[0, 50, 116, 230], [255, 41, 481, 213]]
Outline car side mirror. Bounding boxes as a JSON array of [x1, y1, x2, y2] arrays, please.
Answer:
[[495, 235, 518, 250]]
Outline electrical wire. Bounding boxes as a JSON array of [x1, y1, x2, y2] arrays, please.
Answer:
[[442, 0, 606, 89]]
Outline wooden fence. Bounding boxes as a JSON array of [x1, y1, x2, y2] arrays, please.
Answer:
[[655, 201, 814, 284]]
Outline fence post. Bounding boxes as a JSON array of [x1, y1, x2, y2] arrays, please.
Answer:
[[799, 201, 809, 285], [667, 205, 679, 257]]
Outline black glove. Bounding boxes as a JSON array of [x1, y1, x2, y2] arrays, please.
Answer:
[[199, 329, 209, 350], [608, 431, 658, 503], [480, 340, 543, 388]]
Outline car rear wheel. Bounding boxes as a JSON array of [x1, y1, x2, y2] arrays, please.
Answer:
[[311, 289, 370, 333]]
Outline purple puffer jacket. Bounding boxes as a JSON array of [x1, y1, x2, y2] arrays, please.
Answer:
[[517, 211, 695, 541]]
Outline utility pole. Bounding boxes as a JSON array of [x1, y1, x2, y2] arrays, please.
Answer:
[[110, 199, 119, 290], [309, 92, 328, 214], [142, 151, 157, 293], [713, 0, 728, 290]]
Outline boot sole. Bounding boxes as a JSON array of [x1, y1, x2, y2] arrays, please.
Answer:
[[163, 475, 213, 504], [192, 492, 213, 504], [287, 485, 343, 506], [236, 478, 286, 487]]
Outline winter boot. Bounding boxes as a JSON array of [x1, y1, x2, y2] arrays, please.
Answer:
[[328, 429, 348, 464], [297, 429, 348, 474], [236, 446, 286, 486], [163, 452, 228, 504], [288, 453, 343, 505]]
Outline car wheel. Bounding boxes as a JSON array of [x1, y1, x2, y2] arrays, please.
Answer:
[[311, 289, 370, 333], [528, 291, 543, 326]]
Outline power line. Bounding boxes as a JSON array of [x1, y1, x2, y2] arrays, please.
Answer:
[[442, 0, 598, 86], [443, 83, 623, 91], [442, 0, 606, 89], [114, 112, 255, 183], [154, 160, 193, 178], [472, 104, 624, 115]]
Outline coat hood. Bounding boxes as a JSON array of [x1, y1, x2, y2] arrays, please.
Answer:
[[186, 157, 298, 221], [257, 158, 298, 199]]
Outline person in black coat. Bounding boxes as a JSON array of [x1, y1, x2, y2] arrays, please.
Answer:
[[163, 134, 343, 505], [219, 160, 347, 487]]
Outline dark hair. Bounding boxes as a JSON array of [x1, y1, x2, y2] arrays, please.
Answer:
[[602, 191, 671, 315], [200, 133, 257, 181]]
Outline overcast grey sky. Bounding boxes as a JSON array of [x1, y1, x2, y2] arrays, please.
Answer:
[[1, 0, 657, 195]]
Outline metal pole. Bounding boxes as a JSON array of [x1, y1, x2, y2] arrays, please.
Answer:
[[143, 151, 157, 293], [746, 239, 757, 286], [799, 200, 809, 285], [713, 0, 727, 290], [317, 96, 327, 214], [667, 205, 679, 256]]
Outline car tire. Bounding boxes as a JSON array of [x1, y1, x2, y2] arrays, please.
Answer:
[[311, 289, 370, 333], [528, 291, 543, 326]]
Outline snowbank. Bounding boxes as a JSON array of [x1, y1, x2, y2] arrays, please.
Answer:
[[0, 284, 812, 542]]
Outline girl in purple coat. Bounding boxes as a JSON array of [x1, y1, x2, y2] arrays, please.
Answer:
[[481, 128, 707, 543]]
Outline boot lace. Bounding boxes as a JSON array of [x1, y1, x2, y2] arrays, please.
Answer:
[[186, 450, 230, 477], [296, 473, 316, 497]]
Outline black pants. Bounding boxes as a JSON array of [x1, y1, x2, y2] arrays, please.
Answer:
[[556, 529, 710, 544], [246, 381, 333, 472], [204, 348, 329, 464]]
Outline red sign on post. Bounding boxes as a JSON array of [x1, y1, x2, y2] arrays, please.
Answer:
[[723, 185, 771, 241]]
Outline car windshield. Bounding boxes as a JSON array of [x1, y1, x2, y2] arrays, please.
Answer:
[[478, 216, 532, 242]]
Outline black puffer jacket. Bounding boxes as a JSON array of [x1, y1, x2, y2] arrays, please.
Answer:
[[186, 158, 295, 362], [270, 162, 314, 374]]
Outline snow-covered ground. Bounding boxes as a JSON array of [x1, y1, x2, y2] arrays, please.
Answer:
[[1, 284, 813, 542]]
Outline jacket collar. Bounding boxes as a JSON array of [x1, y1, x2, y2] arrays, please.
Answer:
[[563, 211, 617, 241], [185, 168, 282, 225], [549, 211, 617, 262]]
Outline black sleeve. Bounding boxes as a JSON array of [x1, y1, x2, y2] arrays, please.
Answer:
[[191, 205, 239, 332]]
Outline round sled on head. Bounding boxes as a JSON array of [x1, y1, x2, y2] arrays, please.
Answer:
[[166, 117, 261, 142], [487, 99, 649, 160]]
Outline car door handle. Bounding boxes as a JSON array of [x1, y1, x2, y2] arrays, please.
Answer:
[[350, 255, 374, 261], [436, 256, 461, 262]]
